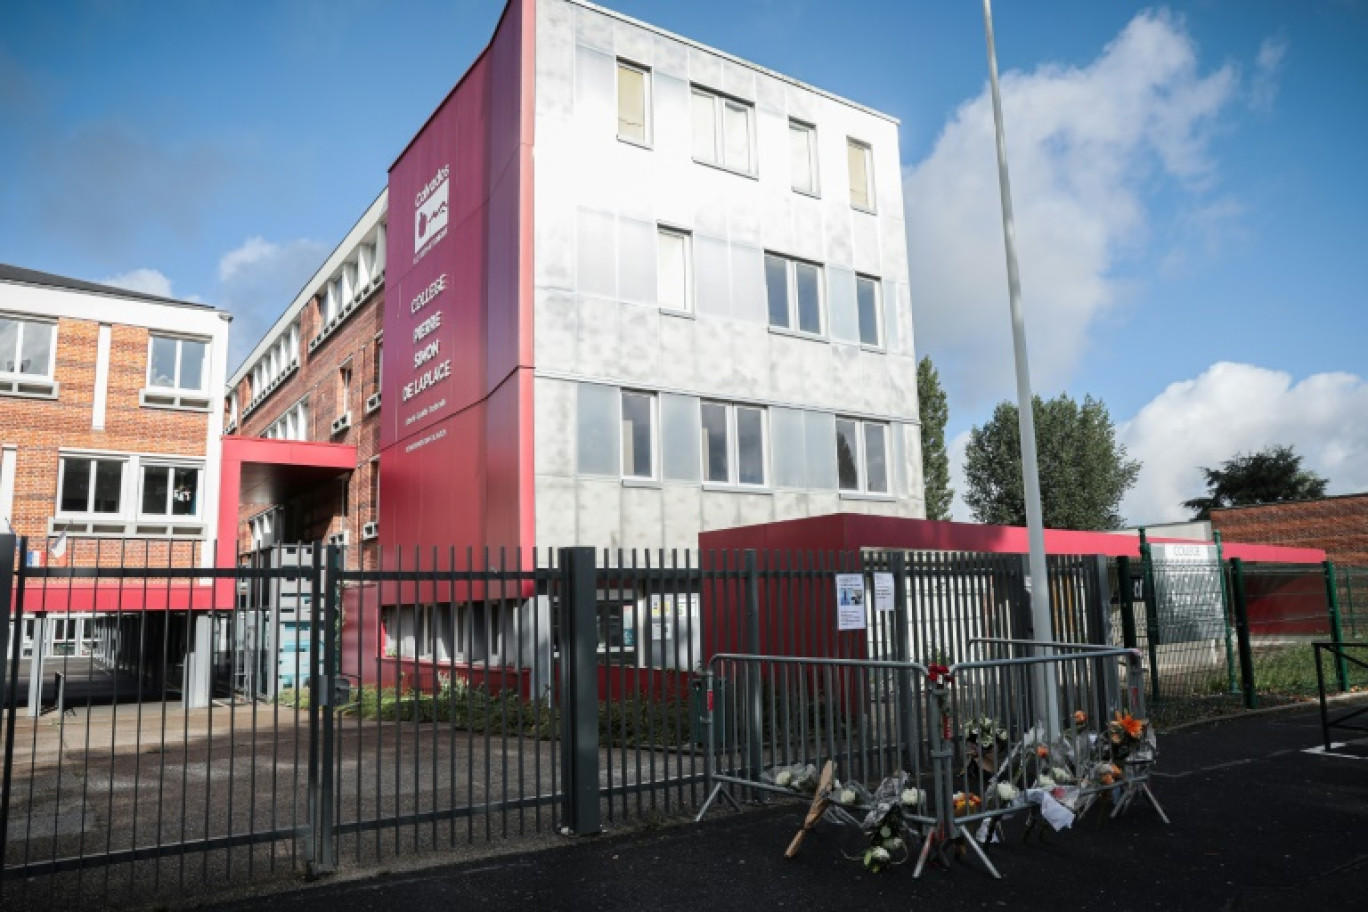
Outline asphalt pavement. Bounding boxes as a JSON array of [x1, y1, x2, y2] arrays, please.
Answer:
[[197, 700, 1368, 912]]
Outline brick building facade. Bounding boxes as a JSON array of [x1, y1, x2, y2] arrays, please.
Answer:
[[1210, 493, 1368, 568], [225, 193, 386, 571]]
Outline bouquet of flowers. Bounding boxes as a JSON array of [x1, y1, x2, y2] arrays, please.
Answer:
[[768, 762, 820, 795], [853, 772, 911, 874]]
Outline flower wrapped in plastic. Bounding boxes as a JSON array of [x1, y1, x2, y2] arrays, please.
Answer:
[[767, 762, 820, 795]]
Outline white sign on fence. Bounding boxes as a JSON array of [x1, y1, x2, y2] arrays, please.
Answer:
[[835, 573, 867, 631], [873, 572, 895, 612]]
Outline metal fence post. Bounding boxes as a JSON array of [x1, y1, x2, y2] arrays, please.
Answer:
[[1214, 531, 1239, 695], [559, 547, 601, 835], [1324, 561, 1350, 692], [314, 543, 341, 874], [743, 549, 763, 796], [0, 534, 20, 876], [305, 544, 324, 874], [1115, 556, 1138, 651], [1229, 558, 1257, 710], [890, 551, 917, 772], [1139, 533, 1162, 706]]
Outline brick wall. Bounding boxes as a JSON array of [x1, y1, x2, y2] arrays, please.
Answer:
[[2, 316, 212, 568], [1210, 493, 1368, 568], [233, 286, 385, 571]]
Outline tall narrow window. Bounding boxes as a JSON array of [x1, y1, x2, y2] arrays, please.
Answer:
[[140, 464, 201, 517], [765, 253, 824, 336], [621, 391, 655, 480], [339, 363, 353, 413], [617, 62, 650, 145], [657, 227, 692, 312], [836, 419, 890, 494], [847, 139, 875, 211], [691, 87, 755, 175], [856, 275, 881, 347], [789, 121, 818, 195]]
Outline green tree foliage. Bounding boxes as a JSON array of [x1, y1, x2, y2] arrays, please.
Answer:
[[1183, 444, 1329, 519], [917, 357, 954, 520], [963, 393, 1140, 530]]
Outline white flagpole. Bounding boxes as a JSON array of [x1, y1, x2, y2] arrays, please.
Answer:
[[982, 0, 1060, 739]]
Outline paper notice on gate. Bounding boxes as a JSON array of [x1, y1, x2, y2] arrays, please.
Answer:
[[835, 574, 867, 631], [873, 572, 894, 612]]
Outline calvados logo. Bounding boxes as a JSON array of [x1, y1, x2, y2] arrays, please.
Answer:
[[414, 164, 450, 255]]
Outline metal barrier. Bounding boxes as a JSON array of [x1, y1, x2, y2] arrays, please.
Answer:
[[696, 640, 1165, 878], [1313, 642, 1368, 751]]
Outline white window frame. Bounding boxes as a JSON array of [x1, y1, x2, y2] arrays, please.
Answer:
[[789, 120, 819, 196], [847, 138, 876, 212], [691, 86, 756, 176], [0, 315, 56, 379], [145, 334, 208, 393], [620, 390, 657, 481], [264, 398, 309, 441], [616, 60, 652, 147], [765, 252, 825, 337], [57, 454, 128, 517], [835, 418, 891, 495], [856, 274, 883, 348], [137, 461, 205, 521], [656, 226, 693, 314], [700, 401, 768, 488]]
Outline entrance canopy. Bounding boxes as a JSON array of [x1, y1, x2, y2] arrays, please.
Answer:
[[217, 437, 357, 566]]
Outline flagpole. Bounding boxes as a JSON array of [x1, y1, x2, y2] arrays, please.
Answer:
[[981, 0, 1059, 738]]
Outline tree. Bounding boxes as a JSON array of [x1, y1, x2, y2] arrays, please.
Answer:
[[1183, 444, 1329, 519], [917, 357, 954, 520], [962, 393, 1140, 530]]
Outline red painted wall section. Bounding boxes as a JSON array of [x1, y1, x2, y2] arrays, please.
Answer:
[[700, 514, 1325, 565], [381, 0, 534, 567]]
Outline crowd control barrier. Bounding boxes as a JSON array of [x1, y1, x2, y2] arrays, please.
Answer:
[[696, 640, 1166, 878]]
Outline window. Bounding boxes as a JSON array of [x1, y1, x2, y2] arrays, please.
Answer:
[[657, 227, 692, 313], [140, 464, 201, 518], [621, 391, 655, 480], [617, 61, 651, 145], [836, 419, 890, 494], [765, 253, 823, 335], [847, 139, 875, 211], [59, 456, 124, 514], [691, 87, 755, 174], [264, 399, 309, 441], [856, 275, 882, 347], [789, 121, 818, 195], [147, 335, 207, 392], [339, 362, 353, 414], [0, 316, 55, 377], [701, 402, 767, 487]]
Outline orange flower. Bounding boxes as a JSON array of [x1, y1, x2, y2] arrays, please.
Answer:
[[1114, 712, 1145, 740], [1099, 773, 1114, 786], [1110, 764, 1123, 778], [1036, 745, 1050, 758], [952, 792, 982, 815], [1073, 710, 1087, 725]]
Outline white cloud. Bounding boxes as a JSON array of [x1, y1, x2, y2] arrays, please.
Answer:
[[99, 267, 174, 298], [904, 10, 1244, 408], [1119, 362, 1368, 525], [216, 236, 329, 371], [1249, 36, 1288, 111]]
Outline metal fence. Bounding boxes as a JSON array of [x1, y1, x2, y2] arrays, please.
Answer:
[[2, 532, 1347, 907]]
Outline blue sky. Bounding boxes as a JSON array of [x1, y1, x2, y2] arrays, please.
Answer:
[[1, 0, 1364, 525]]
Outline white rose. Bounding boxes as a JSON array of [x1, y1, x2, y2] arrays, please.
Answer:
[[839, 788, 857, 805], [901, 788, 922, 807], [1051, 766, 1074, 783], [883, 837, 904, 851], [996, 782, 1018, 802], [871, 846, 891, 864], [775, 770, 793, 787], [1036, 775, 1055, 788]]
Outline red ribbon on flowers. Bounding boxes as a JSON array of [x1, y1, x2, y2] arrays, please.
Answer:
[[927, 664, 954, 684]]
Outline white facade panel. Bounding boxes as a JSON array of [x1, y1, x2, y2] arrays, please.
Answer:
[[534, 0, 924, 552]]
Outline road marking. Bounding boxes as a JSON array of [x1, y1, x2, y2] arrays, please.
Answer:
[[1302, 743, 1368, 761]]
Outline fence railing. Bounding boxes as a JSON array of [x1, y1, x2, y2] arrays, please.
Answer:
[[0, 532, 1353, 907]]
